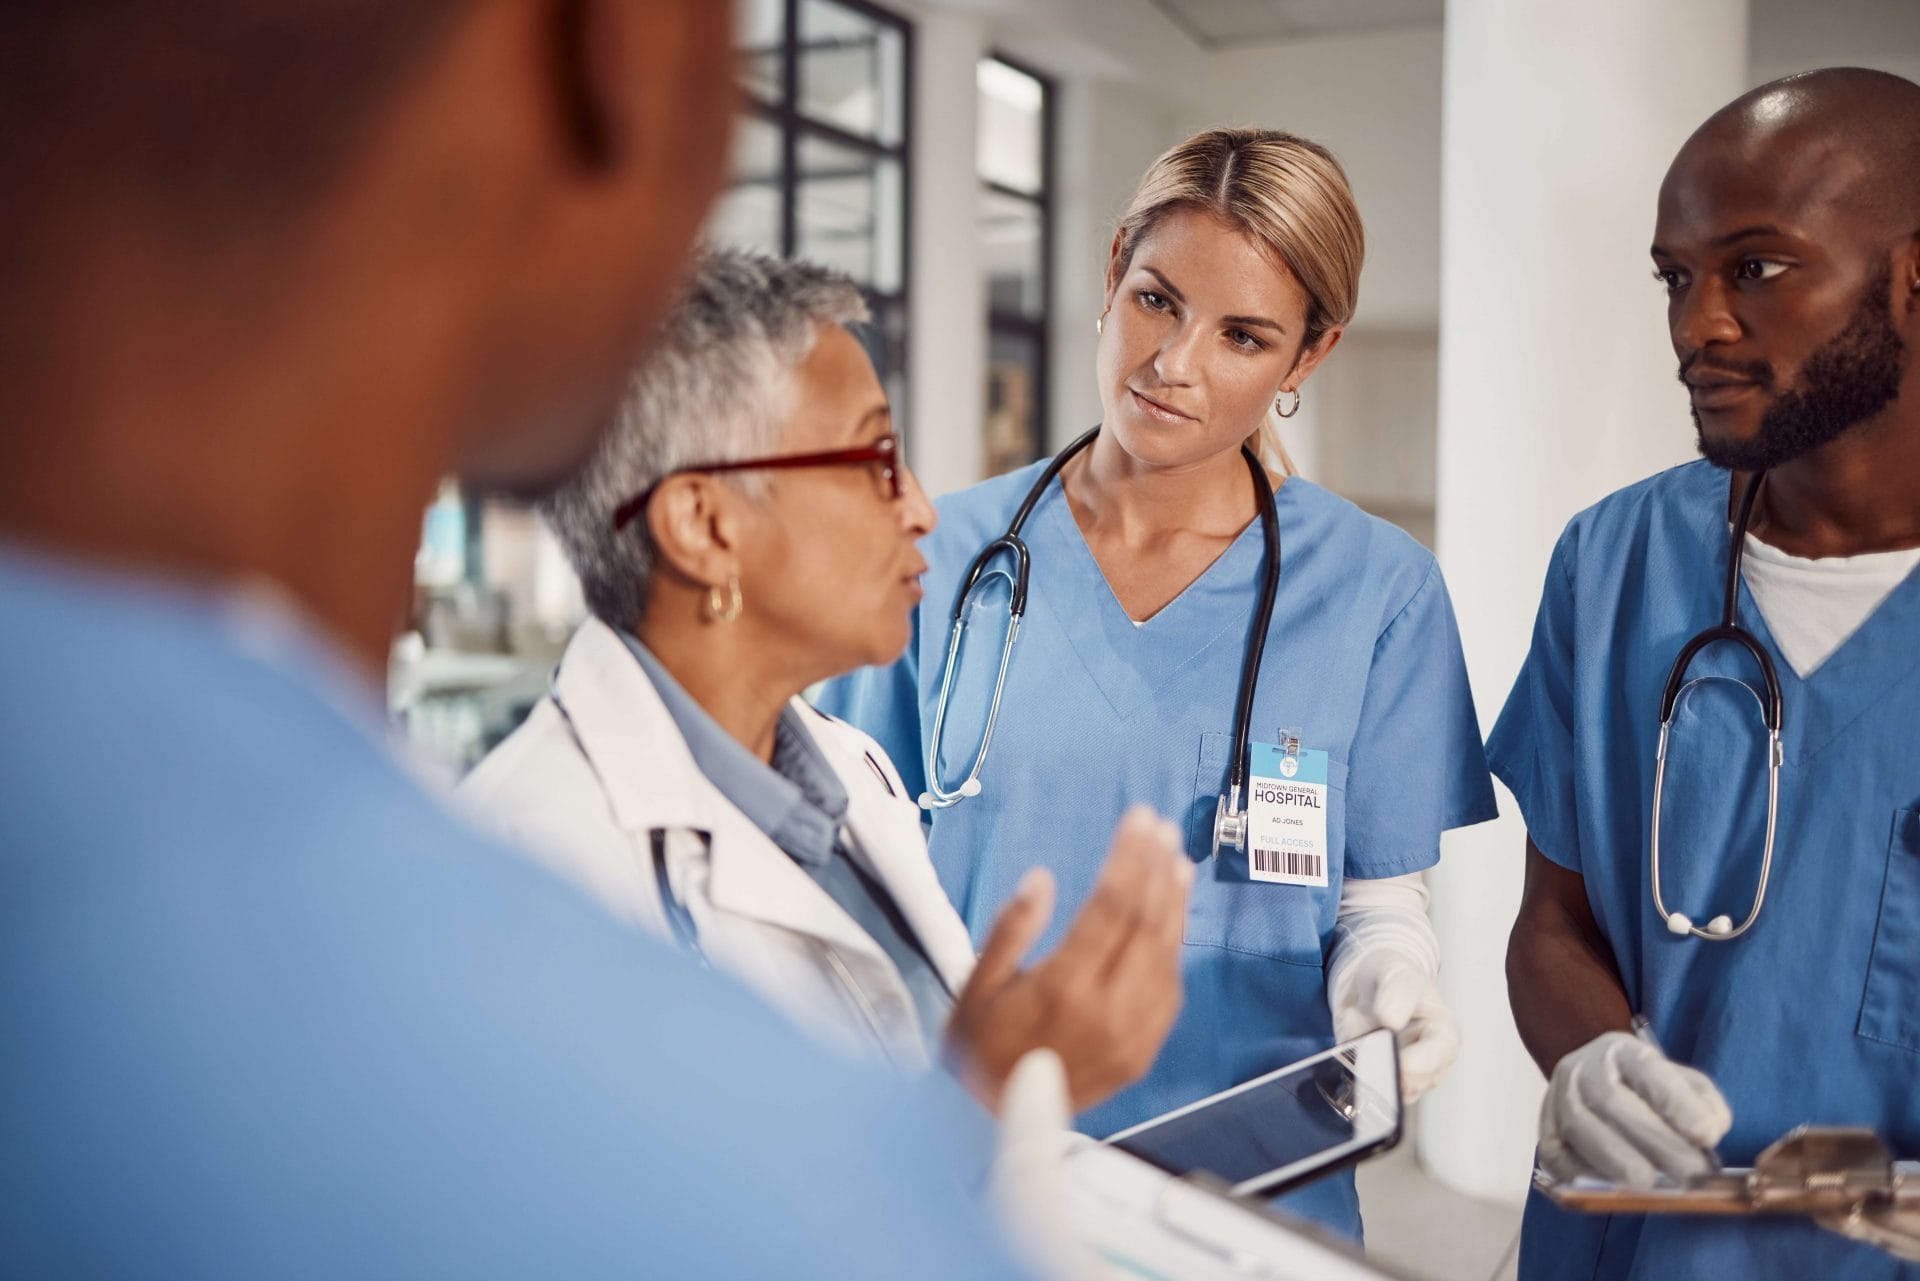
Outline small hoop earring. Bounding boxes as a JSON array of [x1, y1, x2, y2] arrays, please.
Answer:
[[1275, 388, 1302, 419], [1095, 310, 1107, 336], [705, 575, 742, 624]]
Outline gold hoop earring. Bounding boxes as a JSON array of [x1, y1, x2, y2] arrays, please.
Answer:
[[1275, 388, 1302, 419], [704, 575, 742, 624]]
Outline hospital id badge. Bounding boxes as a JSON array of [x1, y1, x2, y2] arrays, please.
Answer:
[[1247, 739, 1329, 887]]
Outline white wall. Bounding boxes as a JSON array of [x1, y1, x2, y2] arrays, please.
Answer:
[[1181, 26, 1444, 333], [1749, 0, 1920, 87], [1431, 0, 1751, 1205], [1045, 77, 1183, 449], [1174, 27, 1448, 545], [1300, 328, 1440, 544]]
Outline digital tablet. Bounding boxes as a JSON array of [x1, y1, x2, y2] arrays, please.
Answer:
[[1103, 1027, 1401, 1198]]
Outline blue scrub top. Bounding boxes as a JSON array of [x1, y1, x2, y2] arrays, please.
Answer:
[[818, 459, 1497, 1238], [0, 548, 1023, 1281], [1488, 459, 1920, 1281]]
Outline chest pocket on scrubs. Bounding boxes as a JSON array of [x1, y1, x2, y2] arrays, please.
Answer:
[[1183, 731, 1342, 965], [1858, 807, 1920, 1053]]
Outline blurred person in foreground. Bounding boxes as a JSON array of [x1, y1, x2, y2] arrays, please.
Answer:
[[461, 249, 1190, 1115], [0, 3, 1033, 1277]]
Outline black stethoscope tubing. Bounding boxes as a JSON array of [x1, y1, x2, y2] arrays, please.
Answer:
[[1659, 470, 1783, 729], [936, 425, 1282, 818], [1649, 468, 1786, 942]]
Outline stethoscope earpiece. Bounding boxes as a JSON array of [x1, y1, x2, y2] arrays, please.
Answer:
[[1666, 910, 1736, 938]]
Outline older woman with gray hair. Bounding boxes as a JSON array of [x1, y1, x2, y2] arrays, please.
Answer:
[[461, 248, 1190, 1115]]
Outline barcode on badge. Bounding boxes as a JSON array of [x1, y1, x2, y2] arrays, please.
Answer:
[[1252, 847, 1325, 881]]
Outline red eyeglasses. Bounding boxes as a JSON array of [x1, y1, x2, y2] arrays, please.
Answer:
[[611, 431, 906, 531]]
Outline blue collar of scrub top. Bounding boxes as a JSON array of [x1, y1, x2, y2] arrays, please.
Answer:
[[622, 635, 957, 1037], [622, 636, 845, 867]]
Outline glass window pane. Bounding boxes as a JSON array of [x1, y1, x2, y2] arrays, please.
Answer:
[[796, 133, 902, 292], [736, 0, 785, 105], [856, 293, 907, 386], [981, 188, 1044, 318], [858, 296, 910, 453], [976, 58, 1044, 194], [707, 114, 785, 256], [984, 328, 1043, 477], [798, 0, 905, 146]]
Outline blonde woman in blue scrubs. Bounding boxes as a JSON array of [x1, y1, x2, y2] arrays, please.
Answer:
[[819, 127, 1497, 1238]]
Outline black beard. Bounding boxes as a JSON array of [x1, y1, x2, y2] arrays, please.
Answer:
[[1694, 269, 1907, 472]]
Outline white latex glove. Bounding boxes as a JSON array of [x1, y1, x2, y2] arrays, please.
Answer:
[[1328, 949, 1459, 1104], [1538, 1030, 1733, 1188]]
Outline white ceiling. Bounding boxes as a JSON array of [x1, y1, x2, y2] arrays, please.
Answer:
[[1150, 0, 1443, 47]]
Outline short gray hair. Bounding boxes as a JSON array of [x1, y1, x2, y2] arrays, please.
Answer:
[[539, 248, 869, 629]]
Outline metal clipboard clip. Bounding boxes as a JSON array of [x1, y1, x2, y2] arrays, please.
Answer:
[[1538, 1127, 1920, 1261]]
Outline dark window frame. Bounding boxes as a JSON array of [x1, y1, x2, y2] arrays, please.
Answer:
[[740, 0, 915, 425], [979, 49, 1055, 469]]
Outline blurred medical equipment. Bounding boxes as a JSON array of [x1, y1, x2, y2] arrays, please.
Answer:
[[1539, 1126, 1920, 1262]]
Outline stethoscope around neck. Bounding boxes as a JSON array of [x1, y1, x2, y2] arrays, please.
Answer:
[[1648, 470, 1785, 942], [916, 425, 1283, 864]]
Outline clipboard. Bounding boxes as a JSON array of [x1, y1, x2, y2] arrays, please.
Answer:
[[1537, 1127, 1920, 1218]]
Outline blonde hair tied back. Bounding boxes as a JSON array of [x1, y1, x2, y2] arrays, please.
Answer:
[[1111, 127, 1365, 477]]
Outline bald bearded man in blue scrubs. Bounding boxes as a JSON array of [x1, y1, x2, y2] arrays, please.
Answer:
[[1495, 69, 1920, 1280]]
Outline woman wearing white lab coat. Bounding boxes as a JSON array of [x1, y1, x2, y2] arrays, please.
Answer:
[[460, 250, 1190, 1112], [464, 613, 975, 1070]]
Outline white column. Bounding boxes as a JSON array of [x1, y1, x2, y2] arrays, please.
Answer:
[[1425, 0, 1749, 1204], [907, 10, 988, 498]]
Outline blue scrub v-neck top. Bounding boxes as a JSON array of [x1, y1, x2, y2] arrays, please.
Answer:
[[818, 457, 1497, 1238], [1488, 459, 1920, 1281]]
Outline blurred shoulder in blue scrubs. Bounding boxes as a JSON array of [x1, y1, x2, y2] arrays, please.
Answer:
[[0, 4, 1026, 1277], [1496, 68, 1920, 1281], [820, 127, 1499, 1240], [0, 555, 1020, 1278]]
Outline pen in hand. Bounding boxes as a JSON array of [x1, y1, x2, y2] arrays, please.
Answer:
[[1631, 1013, 1726, 1174]]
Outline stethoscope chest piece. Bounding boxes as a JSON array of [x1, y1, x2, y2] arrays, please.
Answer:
[[1212, 789, 1247, 861]]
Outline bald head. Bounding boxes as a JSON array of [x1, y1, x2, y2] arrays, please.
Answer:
[[1673, 67, 1920, 241]]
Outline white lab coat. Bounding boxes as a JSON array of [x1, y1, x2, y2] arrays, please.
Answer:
[[458, 617, 978, 1072]]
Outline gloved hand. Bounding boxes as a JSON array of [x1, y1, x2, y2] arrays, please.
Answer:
[[1538, 1030, 1733, 1188], [1328, 949, 1459, 1104]]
